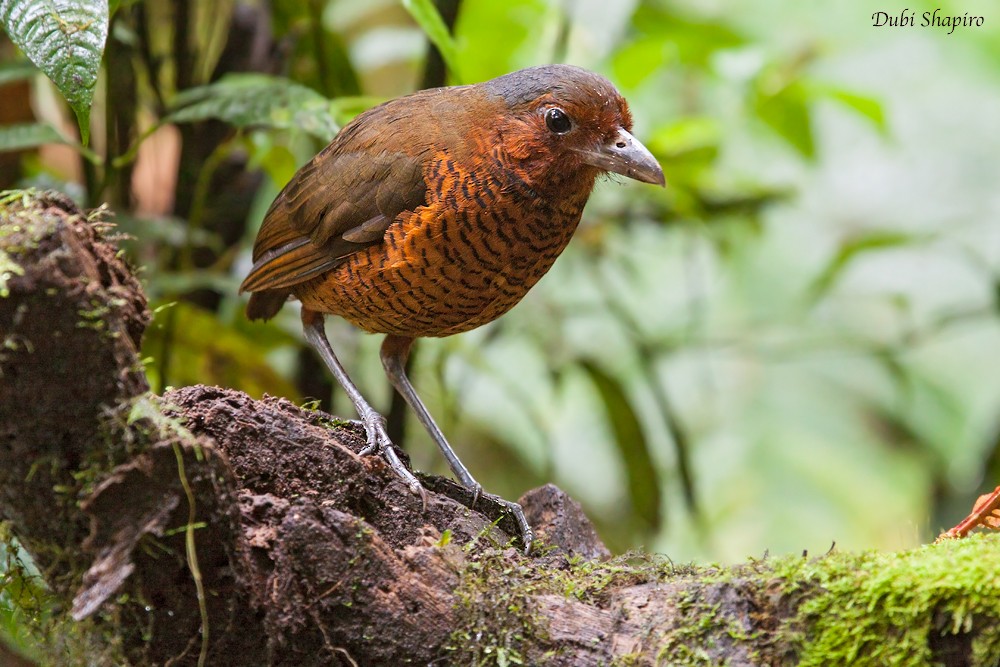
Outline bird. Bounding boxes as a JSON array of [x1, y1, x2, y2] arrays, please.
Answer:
[[240, 64, 665, 552]]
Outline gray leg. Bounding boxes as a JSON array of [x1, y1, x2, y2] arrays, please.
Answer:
[[301, 311, 424, 503], [380, 334, 533, 553]]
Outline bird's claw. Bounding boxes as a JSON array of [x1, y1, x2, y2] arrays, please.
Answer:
[[355, 409, 424, 501], [503, 498, 534, 555], [355, 411, 386, 456], [476, 490, 532, 555], [468, 483, 483, 509], [355, 411, 529, 552]]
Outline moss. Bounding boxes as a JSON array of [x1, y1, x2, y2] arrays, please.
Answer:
[[447, 534, 1000, 665], [556, 551, 689, 604], [445, 540, 761, 666], [0, 189, 66, 256], [77, 297, 128, 333], [0, 523, 128, 666], [446, 547, 684, 665], [646, 534, 1000, 666], [771, 533, 1000, 666], [0, 191, 45, 299], [655, 592, 728, 666], [447, 547, 556, 665], [0, 248, 24, 298]]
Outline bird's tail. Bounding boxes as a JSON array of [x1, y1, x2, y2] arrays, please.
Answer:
[[246, 290, 290, 321]]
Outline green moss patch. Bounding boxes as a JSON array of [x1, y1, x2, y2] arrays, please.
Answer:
[[447, 534, 1000, 666], [773, 533, 1000, 666]]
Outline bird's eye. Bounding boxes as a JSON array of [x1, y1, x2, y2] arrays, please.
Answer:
[[545, 107, 572, 134]]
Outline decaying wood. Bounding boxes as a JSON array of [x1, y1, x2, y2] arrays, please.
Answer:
[[1, 193, 997, 667]]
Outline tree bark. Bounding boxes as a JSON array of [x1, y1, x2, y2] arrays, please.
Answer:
[[1, 192, 997, 667]]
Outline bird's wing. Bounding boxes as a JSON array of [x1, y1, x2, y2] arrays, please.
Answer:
[[240, 84, 481, 297], [240, 146, 428, 294]]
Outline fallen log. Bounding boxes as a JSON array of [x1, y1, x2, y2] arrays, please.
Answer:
[[1, 191, 998, 666]]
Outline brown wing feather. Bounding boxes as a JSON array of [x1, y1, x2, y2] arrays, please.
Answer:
[[241, 84, 484, 320], [241, 151, 426, 294]]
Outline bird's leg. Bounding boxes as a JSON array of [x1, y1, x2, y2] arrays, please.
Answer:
[[381, 336, 478, 488], [380, 334, 533, 553], [301, 310, 425, 503]]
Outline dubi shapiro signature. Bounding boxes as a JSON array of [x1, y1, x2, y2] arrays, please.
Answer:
[[872, 9, 984, 35]]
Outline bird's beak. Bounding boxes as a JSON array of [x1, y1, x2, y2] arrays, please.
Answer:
[[577, 127, 665, 187]]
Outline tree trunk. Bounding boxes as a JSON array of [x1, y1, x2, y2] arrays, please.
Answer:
[[1, 192, 998, 666]]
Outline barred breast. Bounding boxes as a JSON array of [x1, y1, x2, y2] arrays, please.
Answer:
[[295, 152, 593, 337]]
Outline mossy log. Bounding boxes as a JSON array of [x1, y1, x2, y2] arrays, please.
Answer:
[[1, 191, 999, 667]]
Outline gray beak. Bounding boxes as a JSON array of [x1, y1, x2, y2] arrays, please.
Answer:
[[577, 127, 665, 187]]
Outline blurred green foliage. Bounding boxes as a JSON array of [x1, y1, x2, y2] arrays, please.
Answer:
[[0, 0, 998, 614]]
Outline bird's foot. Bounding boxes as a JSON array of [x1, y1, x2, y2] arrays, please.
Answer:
[[354, 408, 427, 508], [352, 414, 531, 552], [502, 497, 534, 555], [476, 490, 533, 555]]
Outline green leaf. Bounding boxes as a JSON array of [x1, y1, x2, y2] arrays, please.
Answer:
[[754, 81, 815, 158], [146, 271, 238, 299], [632, 6, 746, 67], [0, 59, 36, 86], [0, 0, 109, 144], [402, 0, 461, 80], [244, 134, 299, 189], [0, 122, 99, 164], [165, 74, 340, 142], [611, 36, 671, 90], [648, 116, 720, 161], [822, 87, 888, 136], [580, 361, 662, 530], [452, 0, 552, 82], [142, 302, 299, 400], [807, 231, 924, 302], [113, 213, 223, 252], [0, 122, 66, 152]]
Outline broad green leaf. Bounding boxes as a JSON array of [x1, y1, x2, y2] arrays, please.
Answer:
[[822, 87, 889, 136], [402, 0, 461, 81], [648, 116, 720, 160], [165, 74, 340, 142], [754, 81, 815, 158], [0, 0, 109, 144], [611, 36, 671, 90], [453, 0, 553, 82], [581, 361, 662, 530], [0, 122, 66, 152], [245, 134, 299, 189], [807, 231, 924, 302], [631, 5, 745, 67]]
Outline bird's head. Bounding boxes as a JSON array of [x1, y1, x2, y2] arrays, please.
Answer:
[[482, 64, 665, 194]]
